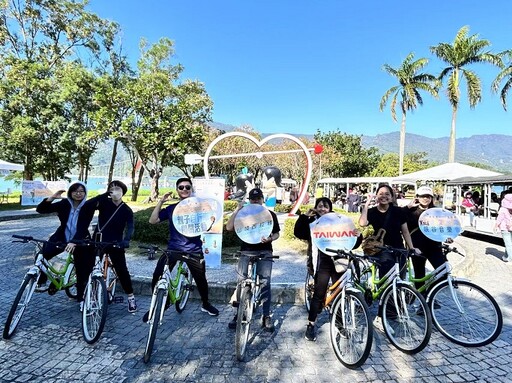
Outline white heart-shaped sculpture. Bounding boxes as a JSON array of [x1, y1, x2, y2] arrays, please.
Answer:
[[202, 132, 313, 215]]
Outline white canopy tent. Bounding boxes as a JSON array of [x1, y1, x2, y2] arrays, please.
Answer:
[[0, 160, 24, 172], [393, 162, 502, 182]]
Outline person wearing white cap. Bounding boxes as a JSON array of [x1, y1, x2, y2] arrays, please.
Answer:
[[494, 193, 512, 262], [403, 185, 447, 292]]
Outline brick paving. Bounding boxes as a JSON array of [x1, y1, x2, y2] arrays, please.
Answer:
[[0, 214, 511, 382]]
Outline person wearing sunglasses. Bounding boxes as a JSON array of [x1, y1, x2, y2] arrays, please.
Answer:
[[145, 177, 219, 321], [35, 182, 89, 291]]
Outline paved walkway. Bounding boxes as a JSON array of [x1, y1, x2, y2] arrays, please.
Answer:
[[0, 213, 511, 382]]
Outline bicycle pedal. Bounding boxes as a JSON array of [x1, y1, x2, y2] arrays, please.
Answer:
[[114, 296, 124, 304]]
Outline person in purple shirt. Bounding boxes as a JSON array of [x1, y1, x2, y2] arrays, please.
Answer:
[[143, 177, 219, 322]]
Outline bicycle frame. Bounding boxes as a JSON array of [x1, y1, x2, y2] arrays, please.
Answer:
[[35, 252, 75, 290]]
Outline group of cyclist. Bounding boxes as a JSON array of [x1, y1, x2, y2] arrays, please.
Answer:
[[36, 176, 446, 343], [295, 183, 445, 342]]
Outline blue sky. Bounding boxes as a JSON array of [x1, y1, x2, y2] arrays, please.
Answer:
[[87, 0, 512, 139]]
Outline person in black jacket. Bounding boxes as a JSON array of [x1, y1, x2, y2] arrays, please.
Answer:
[[403, 185, 447, 292], [35, 181, 88, 291], [67, 180, 137, 313], [294, 197, 362, 341]]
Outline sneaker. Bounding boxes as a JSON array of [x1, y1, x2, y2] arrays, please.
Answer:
[[128, 296, 137, 313], [228, 315, 237, 329], [262, 316, 275, 332], [201, 302, 219, 316], [35, 281, 49, 293], [142, 311, 150, 323], [305, 323, 316, 341]]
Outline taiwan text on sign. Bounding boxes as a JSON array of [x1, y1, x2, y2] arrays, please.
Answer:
[[310, 212, 358, 253]]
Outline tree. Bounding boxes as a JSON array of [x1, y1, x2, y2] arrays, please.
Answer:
[[430, 26, 502, 162], [380, 53, 438, 176], [0, 0, 117, 179], [492, 49, 512, 111], [122, 38, 213, 201], [371, 152, 432, 177], [314, 130, 380, 179]]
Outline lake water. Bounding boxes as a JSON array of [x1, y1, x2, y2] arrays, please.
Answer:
[[0, 175, 181, 193]]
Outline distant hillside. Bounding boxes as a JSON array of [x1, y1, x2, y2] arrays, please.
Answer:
[[211, 122, 512, 172], [91, 124, 512, 174], [361, 132, 512, 172]]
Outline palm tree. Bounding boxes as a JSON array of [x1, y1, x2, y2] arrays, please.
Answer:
[[492, 49, 512, 111], [380, 52, 438, 176], [430, 25, 502, 163]]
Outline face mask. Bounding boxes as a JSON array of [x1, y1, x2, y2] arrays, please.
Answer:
[[110, 190, 123, 200]]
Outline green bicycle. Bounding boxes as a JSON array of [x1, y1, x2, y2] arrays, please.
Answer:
[[139, 245, 195, 363], [3, 235, 77, 339], [407, 243, 502, 347], [354, 246, 433, 354]]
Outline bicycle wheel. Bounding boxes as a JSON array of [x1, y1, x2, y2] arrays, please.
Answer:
[[82, 275, 108, 344], [304, 273, 314, 313], [144, 288, 166, 363], [175, 263, 192, 313], [3, 274, 38, 339], [106, 265, 117, 304], [381, 283, 432, 354], [235, 286, 253, 361], [330, 291, 373, 369], [429, 279, 502, 347], [65, 264, 78, 299]]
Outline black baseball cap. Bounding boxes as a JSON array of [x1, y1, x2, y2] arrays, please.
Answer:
[[248, 188, 264, 200]]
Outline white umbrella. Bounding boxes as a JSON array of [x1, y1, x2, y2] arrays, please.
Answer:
[[0, 160, 24, 171]]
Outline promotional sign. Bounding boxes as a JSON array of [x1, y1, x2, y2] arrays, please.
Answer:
[[418, 208, 463, 242], [233, 204, 273, 244], [21, 180, 69, 206], [310, 212, 358, 253], [192, 178, 225, 268], [172, 197, 218, 237]]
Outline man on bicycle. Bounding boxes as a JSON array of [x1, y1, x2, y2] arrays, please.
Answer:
[[145, 177, 219, 321], [225, 187, 280, 332]]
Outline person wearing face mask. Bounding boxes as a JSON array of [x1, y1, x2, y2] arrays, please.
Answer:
[[294, 197, 362, 341], [143, 177, 219, 321], [34, 182, 89, 291], [68, 180, 137, 313]]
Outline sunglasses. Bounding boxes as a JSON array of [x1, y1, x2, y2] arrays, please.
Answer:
[[177, 185, 192, 191]]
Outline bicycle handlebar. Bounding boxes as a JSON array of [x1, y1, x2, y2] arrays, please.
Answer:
[[71, 239, 121, 248], [442, 243, 464, 257], [12, 235, 65, 249]]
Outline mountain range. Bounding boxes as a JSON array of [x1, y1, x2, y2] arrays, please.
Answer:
[[210, 122, 512, 173]]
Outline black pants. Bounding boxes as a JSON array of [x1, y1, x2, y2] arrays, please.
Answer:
[[151, 252, 210, 304], [74, 246, 134, 302], [411, 246, 447, 290], [308, 254, 345, 323], [378, 250, 407, 280]]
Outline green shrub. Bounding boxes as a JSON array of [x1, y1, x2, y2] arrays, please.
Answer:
[[132, 207, 168, 245]]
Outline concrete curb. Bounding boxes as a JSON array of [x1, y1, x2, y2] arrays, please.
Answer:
[[130, 276, 306, 305]]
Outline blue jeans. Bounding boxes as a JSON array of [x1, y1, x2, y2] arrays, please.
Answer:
[[236, 251, 273, 316], [501, 230, 512, 260]]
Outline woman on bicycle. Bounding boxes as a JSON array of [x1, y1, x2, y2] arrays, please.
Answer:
[[35, 182, 88, 291], [294, 197, 361, 341], [358, 184, 419, 279], [69, 180, 137, 313], [403, 186, 447, 292]]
